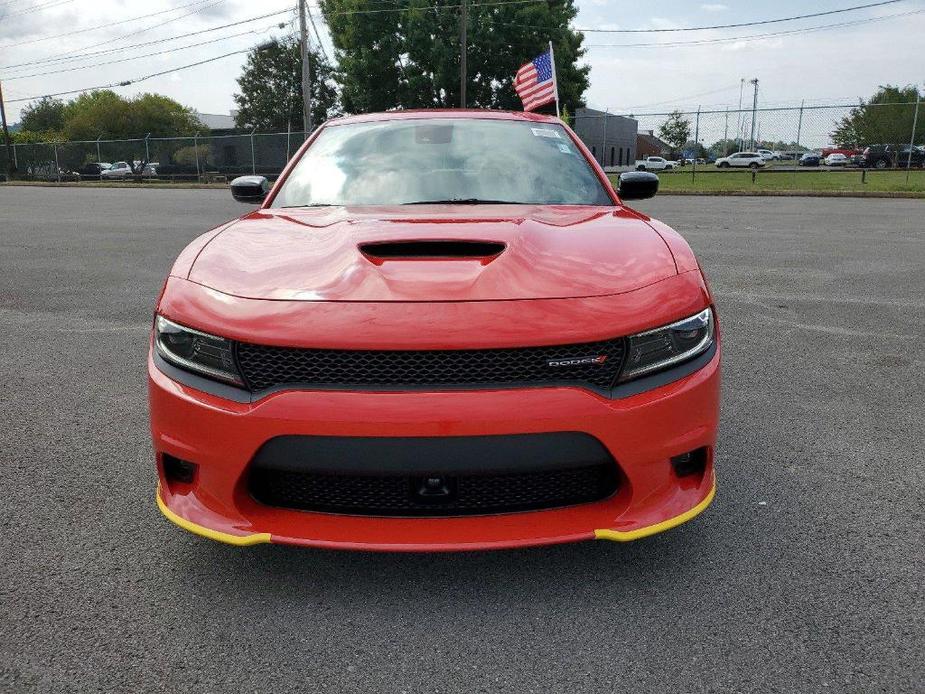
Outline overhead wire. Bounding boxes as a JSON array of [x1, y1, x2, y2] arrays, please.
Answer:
[[0, 0, 224, 49], [0, 8, 296, 71], [4, 24, 286, 80], [2, 0, 76, 18], [584, 8, 925, 48], [305, 4, 330, 61], [575, 0, 904, 33], [6, 48, 257, 103]]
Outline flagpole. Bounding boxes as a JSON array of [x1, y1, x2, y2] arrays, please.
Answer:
[[548, 40, 560, 119]]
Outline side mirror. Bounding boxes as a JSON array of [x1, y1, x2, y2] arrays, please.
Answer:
[[230, 175, 270, 203], [617, 171, 659, 200]]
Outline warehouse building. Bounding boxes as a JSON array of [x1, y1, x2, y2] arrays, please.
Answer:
[[572, 108, 638, 170]]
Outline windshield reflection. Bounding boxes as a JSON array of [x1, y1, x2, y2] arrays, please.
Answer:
[[273, 118, 612, 208]]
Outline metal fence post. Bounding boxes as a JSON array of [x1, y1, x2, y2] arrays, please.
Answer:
[[722, 108, 729, 154], [11, 142, 17, 170], [692, 106, 700, 182], [53, 143, 60, 182], [794, 100, 804, 187], [194, 133, 201, 182], [906, 97, 920, 184], [250, 128, 257, 175], [96, 136, 102, 166]]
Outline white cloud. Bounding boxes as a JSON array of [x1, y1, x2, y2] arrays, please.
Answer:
[[700, 3, 729, 12]]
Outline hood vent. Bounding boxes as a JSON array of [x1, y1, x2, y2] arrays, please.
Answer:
[[359, 240, 506, 261]]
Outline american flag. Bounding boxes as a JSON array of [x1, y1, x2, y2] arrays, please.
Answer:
[[514, 49, 557, 112]]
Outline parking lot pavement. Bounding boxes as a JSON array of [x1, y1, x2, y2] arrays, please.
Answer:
[[1, 186, 922, 693]]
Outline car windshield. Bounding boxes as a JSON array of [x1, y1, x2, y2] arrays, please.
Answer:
[[272, 118, 612, 207]]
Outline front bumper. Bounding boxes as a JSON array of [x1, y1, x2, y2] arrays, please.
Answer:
[[149, 342, 720, 552]]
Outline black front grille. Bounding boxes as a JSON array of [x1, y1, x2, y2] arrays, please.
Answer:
[[248, 463, 619, 517], [236, 337, 626, 393]]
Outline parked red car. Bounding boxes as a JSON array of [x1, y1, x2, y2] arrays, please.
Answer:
[[820, 147, 861, 159], [149, 110, 720, 551]]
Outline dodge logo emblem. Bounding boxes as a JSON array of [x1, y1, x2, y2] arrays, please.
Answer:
[[547, 355, 608, 368]]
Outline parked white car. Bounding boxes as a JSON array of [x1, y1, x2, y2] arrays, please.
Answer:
[[824, 153, 849, 166], [757, 149, 777, 161], [100, 161, 133, 179], [635, 156, 674, 171], [715, 152, 766, 168], [100, 161, 158, 178]]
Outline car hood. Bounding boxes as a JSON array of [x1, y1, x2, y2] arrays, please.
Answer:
[[186, 205, 677, 302]]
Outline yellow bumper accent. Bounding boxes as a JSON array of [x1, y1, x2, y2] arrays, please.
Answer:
[[594, 482, 716, 542], [156, 487, 271, 546]]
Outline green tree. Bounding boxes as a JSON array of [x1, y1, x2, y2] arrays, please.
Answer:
[[61, 90, 205, 140], [682, 140, 707, 159], [320, 0, 588, 114], [19, 97, 66, 134], [706, 138, 740, 158], [233, 37, 338, 131], [832, 85, 923, 147], [560, 105, 571, 126], [657, 110, 691, 153]]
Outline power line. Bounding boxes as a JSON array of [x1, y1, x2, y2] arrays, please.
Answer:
[[0, 8, 295, 71], [320, 0, 544, 16], [585, 8, 924, 48], [0, 0, 223, 49], [6, 48, 255, 103], [614, 84, 745, 112], [4, 25, 285, 81], [2, 0, 76, 17], [305, 3, 330, 62], [576, 0, 903, 33]]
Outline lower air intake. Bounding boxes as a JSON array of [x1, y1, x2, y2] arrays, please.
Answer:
[[248, 463, 619, 517]]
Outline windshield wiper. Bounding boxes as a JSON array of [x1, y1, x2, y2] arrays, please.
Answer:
[[402, 198, 524, 205], [280, 203, 339, 208]]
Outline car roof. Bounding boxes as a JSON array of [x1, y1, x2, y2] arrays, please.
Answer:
[[322, 109, 562, 127]]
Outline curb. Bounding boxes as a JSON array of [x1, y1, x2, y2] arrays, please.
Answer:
[[654, 190, 925, 199], [2, 181, 924, 199], [0, 181, 228, 189]]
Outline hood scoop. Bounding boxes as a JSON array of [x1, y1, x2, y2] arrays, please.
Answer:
[[359, 239, 506, 263]]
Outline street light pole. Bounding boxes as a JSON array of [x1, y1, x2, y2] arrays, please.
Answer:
[[459, 0, 467, 107], [298, 0, 313, 135]]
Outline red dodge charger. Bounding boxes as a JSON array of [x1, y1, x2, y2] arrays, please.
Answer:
[[149, 109, 720, 551]]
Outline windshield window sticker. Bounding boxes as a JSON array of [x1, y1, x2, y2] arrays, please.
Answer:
[[557, 143, 572, 154], [531, 127, 561, 139]]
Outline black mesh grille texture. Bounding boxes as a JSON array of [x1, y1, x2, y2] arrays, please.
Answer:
[[248, 464, 619, 517], [236, 337, 625, 392]]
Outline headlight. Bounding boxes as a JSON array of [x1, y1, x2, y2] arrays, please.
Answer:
[[619, 308, 714, 382], [154, 315, 244, 386]]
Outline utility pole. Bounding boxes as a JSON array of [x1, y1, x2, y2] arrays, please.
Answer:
[[0, 79, 15, 177], [459, 0, 467, 108], [298, 0, 313, 135], [749, 78, 759, 150]]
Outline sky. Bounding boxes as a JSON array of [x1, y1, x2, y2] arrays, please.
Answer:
[[1, 0, 923, 131]]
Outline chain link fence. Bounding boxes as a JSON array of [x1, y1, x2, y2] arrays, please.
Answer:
[[577, 101, 924, 190], [1, 101, 922, 187], [0, 130, 311, 182]]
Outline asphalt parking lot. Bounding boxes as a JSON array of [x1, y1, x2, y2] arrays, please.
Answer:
[[1, 187, 922, 693]]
